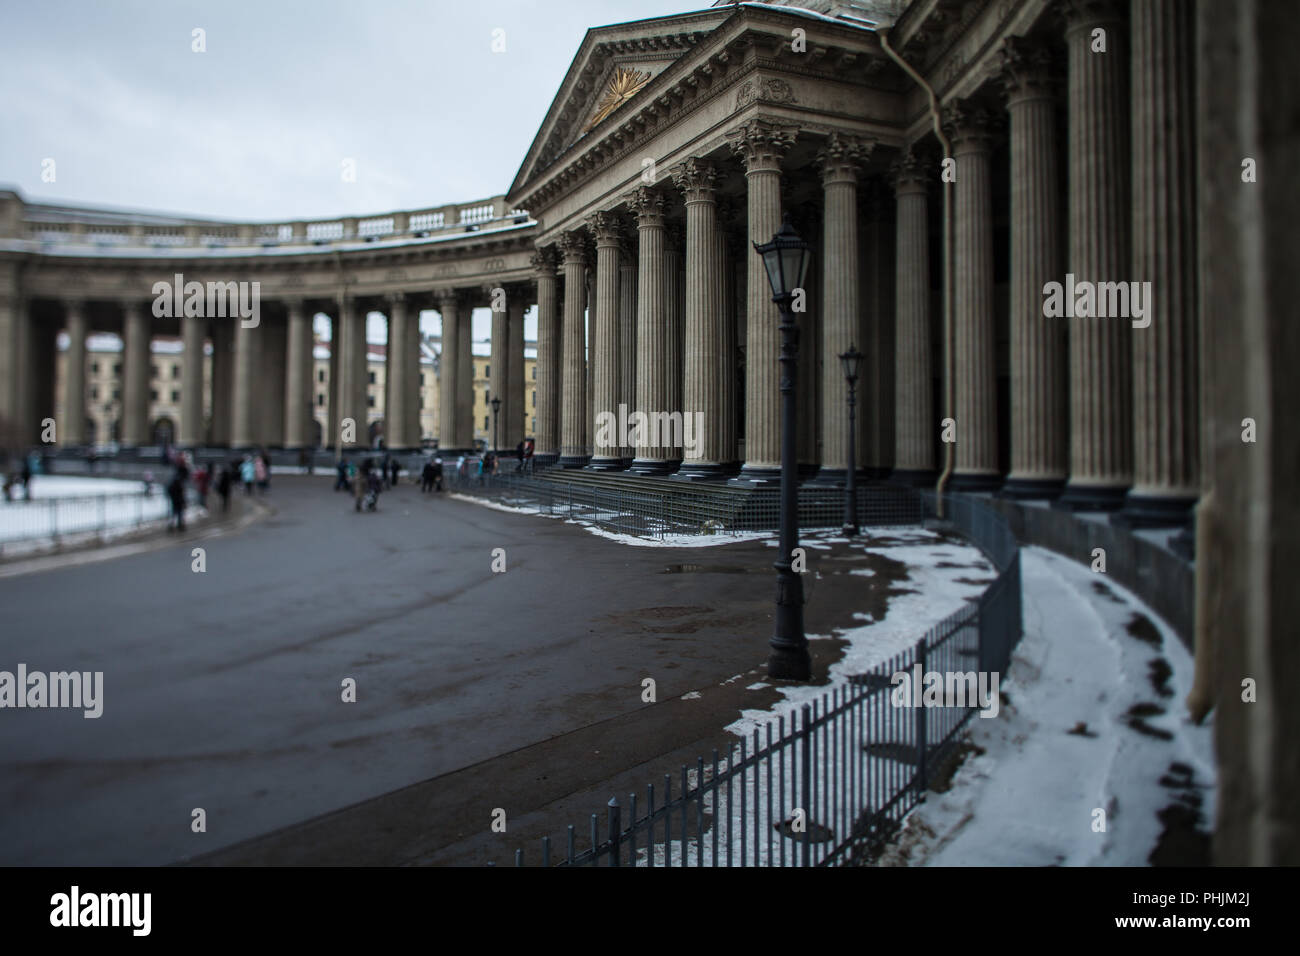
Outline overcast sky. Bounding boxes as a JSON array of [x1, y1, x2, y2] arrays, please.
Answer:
[[0, 0, 700, 220], [2, 1, 704, 342]]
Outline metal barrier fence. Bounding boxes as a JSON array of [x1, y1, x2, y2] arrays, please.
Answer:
[[447, 470, 923, 538], [509, 491, 1022, 867], [0, 489, 180, 553]]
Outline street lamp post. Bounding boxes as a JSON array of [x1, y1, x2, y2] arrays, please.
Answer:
[[490, 396, 501, 460], [839, 344, 862, 537], [754, 213, 813, 681]]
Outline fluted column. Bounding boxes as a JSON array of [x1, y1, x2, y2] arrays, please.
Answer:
[[1001, 38, 1067, 498], [122, 301, 151, 447], [1060, 0, 1133, 510], [506, 293, 525, 449], [230, 312, 258, 449], [626, 187, 672, 474], [617, 249, 638, 465], [532, 249, 560, 462], [456, 302, 473, 449], [63, 300, 89, 446], [1123, 0, 1198, 524], [404, 299, 422, 448], [488, 287, 507, 451], [210, 320, 232, 445], [891, 150, 935, 480], [260, 314, 286, 447], [717, 217, 738, 470], [671, 158, 725, 479], [283, 300, 310, 449], [945, 101, 1001, 489], [816, 134, 868, 481], [586, 212, 623, 470], [437, 289, 461, 450], [663, 228, 685, 467], [385, 294, 406, 449], [728, 119, 797, 481], [558, 231, 589, 467]]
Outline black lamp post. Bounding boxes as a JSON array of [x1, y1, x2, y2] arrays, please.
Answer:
[[839, 344, 862, 537], [490, 396, 501, 458], [754, 213, 813, 681]]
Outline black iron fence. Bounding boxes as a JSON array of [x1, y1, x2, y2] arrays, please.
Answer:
[[508, 490, 1021, 867]]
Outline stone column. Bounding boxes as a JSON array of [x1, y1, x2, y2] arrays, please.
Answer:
[[717, 217, 738, 470], [671, 158, 725, 479], [586, 212, 623, 469], [404, 299, 422, 448], [664, 229, 685, 467], [891, 149, 935, 481], [259, 314, 286, 447], [1060, 0, 1133, 510], [728, 119, 797, 482], [209, 320, 232, 445], [1001, 38, 1068, 498], [230, 311, 257, 449], [284, 299, 312, 449], [557, 231, 589, 467], [0, 261, 19, 434], [121, 300, 151, 447], [1123, 0, 1198, 524], [437, 289, 461, 450], [324, 314, 338, 448], [456, 303, 473, 449], [945, 101, 1001, 490], [506, 293, 525, 450], [816, 134, 868, 481], [532, 250, 560, 463], [626, 187, 672, 474], [63, 300, 89, 446], [617, 246, 638, 465], [386, 293, 409, 449], [488, 287, 507, 452]]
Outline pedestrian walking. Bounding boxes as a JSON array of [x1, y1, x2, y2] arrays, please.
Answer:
[[194, 463, 210, 509], [335, 459, 350, 492], [216, 462, 232, 512], [254, 453, 269, 494], [167, 470, 186, 532], [240, 456, 255, 495], [390, 458, 400, 487], [421, 459, 436, 493]]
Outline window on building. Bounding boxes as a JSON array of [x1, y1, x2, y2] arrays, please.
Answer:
[[114, 364, 121, 376], [531, 392, 535, 407], [532, 417, 536, 431], [151, 364, 159, 379], [91, 386, 99, 400], [112, 389, 120, 400], [369, 371, 376, 384], [484, 416, 489, 430], [368, 396, 375, 408], [484, 388, 490, 403], [318, 370, 325, 383], [531, 367, 536, 380], [419, 374, 425, 386], [171, 390, 179, 402], [91, 362, 99, 374], [172, 365, 180, 379], [317, 395, 325, 406], [485, 364, 490, 378], [150, 389, 158, 401]]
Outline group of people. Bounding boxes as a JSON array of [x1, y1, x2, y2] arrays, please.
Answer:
[[334, 455, 403, 512], [1, 451, 41, 501]]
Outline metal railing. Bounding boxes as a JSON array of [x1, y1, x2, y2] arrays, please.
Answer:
[[447, 470, 924, 538], [0, 488, 187, 553], [508, 491, 1022, 866]]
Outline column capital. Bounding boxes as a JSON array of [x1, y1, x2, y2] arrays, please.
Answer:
[[1060, 0, 1126, 32], [726, 118, 798, 174], [670, 157, 717, 203], [584, 210, 623, 246], [384, 290, 406, 309], [557, 229, 587, 266], [530, 245, 557, 278], [625, 186, 667, 229], [890, 145, 933, 194], [435, 287, 465, 310], [818, 131, 872, 186], [943, 98, 1002, 154], [282, 297, 306, 314], [998, 35, 1062, 104]]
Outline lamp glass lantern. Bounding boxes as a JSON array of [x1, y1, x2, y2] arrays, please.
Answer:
[[839, 344, 862, 386], [753, 213, 812, 300]]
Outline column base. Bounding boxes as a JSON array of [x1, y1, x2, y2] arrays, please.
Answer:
[[670, 462, 728, 481], [558, 454, 591, 469], [863, 466, 892, 480], [946, 471, 1003, 493], [627, 458, 675, 476], [1054, 482, 1129, 512], [534, 452, 559, 467], [1112, 491, 1198, 529], [1001, 476, 1066, 501], [729, 464, 782, 488], [585, 456, 623, 472], [888, 468, 937, 487]]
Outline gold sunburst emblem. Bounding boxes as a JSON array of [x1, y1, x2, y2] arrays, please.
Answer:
[[582, 67, 652, 134]]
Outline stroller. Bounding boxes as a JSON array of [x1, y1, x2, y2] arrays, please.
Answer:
[[363, 471, 383, 511]]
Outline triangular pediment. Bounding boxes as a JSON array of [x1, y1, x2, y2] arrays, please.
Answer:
[[507, 9, 734, 202]]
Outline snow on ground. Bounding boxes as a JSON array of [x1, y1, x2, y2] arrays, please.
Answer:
[[880, 545, 1215, 867], [635, 527, 997, 866], [11, 475, 146, 498]]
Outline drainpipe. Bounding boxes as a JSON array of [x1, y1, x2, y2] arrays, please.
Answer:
[[879, 26, 954, 519]]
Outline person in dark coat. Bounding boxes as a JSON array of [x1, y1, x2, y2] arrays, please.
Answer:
[[390, 458, 400, 487], [421, 459, 436, 493], [167, 471, 186, 532]]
